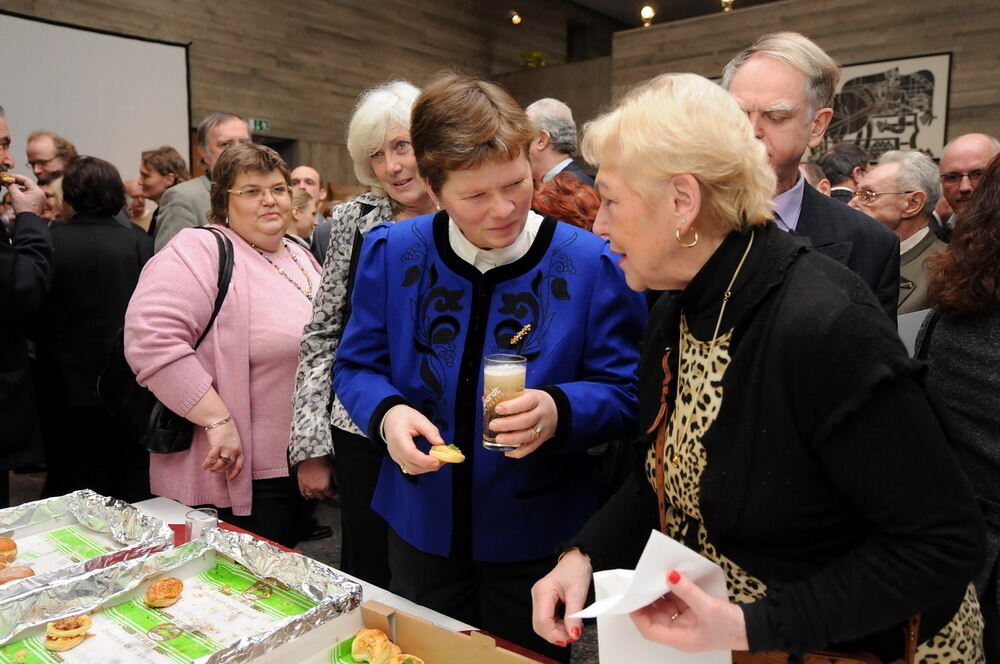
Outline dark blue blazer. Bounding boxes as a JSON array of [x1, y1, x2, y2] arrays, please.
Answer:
[[797, 183, 899, 319]]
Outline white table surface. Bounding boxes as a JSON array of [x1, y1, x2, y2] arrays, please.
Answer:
[[133, 496, 476, 633]]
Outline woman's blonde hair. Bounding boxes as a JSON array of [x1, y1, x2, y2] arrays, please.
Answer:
[[582, 73, 775, 231], [346, 80, 421, 196], [291, 187, 314, 213]]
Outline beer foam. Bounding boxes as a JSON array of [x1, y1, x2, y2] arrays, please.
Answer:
[[484, 363, 525, 377]]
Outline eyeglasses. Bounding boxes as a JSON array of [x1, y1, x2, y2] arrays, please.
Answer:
[[227, 185, 292, 200], [940, 170, 984, 187], [27, 157, 57, 169], [852, 189, 914, 204]]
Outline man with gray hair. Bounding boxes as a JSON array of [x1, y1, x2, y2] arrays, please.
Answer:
[[722, 32, 899, 319], [849, 150, 945, 314], [524, 98, 594, 187], [935, 132, 1000, 242], [153, 111, 251, 252]]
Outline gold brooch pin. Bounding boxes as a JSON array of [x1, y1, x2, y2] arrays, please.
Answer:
[[510, 323, 532, 346]]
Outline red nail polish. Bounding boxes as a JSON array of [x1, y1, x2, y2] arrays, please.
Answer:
[[572, 627, 581, 639], [556, 641, 566, 647], [668, 570, 681, 584]]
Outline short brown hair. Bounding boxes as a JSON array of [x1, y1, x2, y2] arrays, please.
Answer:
[[411, 72, 534, 193], [208, 143, 290, 225], [27, 130, 79, 164], [141, 146, 190, 184]]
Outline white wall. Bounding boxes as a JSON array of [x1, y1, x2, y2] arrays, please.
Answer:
[[2, 12, 189, 182]]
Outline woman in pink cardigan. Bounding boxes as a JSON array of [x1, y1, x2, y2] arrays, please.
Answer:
[[125, 143, 321, 546]]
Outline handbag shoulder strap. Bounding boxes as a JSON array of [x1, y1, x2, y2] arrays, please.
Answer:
[[193, 227, 234, 349]]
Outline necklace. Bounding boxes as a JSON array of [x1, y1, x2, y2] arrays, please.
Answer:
[[669, 230, 755, 467], [253, 240, 314, 300]]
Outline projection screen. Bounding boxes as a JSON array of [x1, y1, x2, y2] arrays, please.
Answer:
[[1, 11, 190, 183]]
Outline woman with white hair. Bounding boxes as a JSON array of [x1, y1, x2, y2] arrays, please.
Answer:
[[531, 73, 985, 662], [289, 80, 435, 587]]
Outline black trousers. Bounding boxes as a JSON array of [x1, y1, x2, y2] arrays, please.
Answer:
[[332, 427, 391, 588], [388, 529, 569, 663], [43, 405, 151, 503], [206, 476, 306, 549]]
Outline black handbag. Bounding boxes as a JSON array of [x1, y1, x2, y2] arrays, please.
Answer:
[[98, 227, 234, 453]]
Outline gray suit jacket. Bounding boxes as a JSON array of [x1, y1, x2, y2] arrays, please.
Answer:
[[153, 174, 211, 252], [898, 228, 946, 315]]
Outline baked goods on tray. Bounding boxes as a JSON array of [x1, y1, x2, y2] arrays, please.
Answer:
[[0, 536, 16, 564], [352, 627, 425, 664], [0, 565, 34, 584], [144, 576, 184, 607], [43, 614, 92, 652]]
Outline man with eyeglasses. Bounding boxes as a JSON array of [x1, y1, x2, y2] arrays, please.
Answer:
[[850, 150, 946, 314], [934, 133, 1000, 243], [723, 32, 899, 320], [0, 105, 52, 507], [25, 130, 78, 179], [153, 112, 251, 252]]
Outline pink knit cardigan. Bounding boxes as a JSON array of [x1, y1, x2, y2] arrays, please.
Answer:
[[124, 225, 319, 515]]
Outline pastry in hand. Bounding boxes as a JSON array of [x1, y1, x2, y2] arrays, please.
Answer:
[[352, 628, 402, 664], [428, 443, 465, 463], [144, 576, 183, 608], [0, 173, 15, 185], [0, 537, 16, 564], [0, 565, 34, 585], [43, 615, 91, 652]]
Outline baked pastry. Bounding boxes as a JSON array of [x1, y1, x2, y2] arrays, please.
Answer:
[[43, 614, 91, 652], [0, 537, 16, 564], [390, 655, 425, 664], [0, 565, 34, 585], [144, 576, 183, 608], [352, 628, 402, 664], [0, 173, 15, 185], [428, 444, 465, 463]]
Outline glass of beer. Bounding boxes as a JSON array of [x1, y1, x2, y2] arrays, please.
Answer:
[[482, 353, 527, 451]]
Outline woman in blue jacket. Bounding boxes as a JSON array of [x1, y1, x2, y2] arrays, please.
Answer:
[[334, 72, 646, 661]]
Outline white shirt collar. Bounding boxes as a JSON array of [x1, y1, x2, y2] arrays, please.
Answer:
[[542, 157, 573, 183], [448, 211, 544, 273], [900, 225, 930, 255]]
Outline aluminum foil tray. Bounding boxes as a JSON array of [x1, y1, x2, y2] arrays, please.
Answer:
[[0, 489, 173, 600], [0, 526, 363, 663]]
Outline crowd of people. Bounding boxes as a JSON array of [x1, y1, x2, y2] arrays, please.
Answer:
[[2, 28, 999, 664]]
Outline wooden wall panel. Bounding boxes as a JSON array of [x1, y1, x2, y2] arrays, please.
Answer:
[[611, 0, 1000, 140], [5, 0, 589, 184]]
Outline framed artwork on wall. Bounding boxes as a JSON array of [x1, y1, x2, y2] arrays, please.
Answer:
[[810, 52, 951, 162]]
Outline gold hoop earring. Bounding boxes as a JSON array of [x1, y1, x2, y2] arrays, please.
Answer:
[[675, 225, 698, 248]]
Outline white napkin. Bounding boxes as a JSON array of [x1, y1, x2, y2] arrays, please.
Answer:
[[570, 530, 731, 664]]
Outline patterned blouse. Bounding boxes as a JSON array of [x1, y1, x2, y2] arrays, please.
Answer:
[[288, 191, 394, 467]]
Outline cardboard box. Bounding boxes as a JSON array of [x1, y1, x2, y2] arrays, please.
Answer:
[[255, 601, 546, 664]]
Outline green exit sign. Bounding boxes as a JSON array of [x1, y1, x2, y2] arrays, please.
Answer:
[[250, 118, 270, 132]]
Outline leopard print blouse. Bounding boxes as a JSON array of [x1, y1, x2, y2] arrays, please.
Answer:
[[288, 192, 394, 467], [645, 316, 984, 662]]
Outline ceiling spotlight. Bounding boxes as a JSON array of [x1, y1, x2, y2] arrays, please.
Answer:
[[721, 0, 734, 11], [510, 10, 522, 25], [640, 5, 656, 27]]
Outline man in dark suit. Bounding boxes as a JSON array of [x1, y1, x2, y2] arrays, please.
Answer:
[[0, 107, 53, 507], [723, 32, 898, 319], [818, 142, 870, 204], [525, 98, 595, 188]]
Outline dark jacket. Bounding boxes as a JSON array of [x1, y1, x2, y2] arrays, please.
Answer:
[[0, 213, 52, 467], [797, 183, 900, 319], [34, 214, 152, 408], [560, 158, 595, 187], [570, 224, 983, 658]]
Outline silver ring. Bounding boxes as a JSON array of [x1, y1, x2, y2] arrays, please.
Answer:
[[219, 456, 232, 463], [533, 425, 542, 435]]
